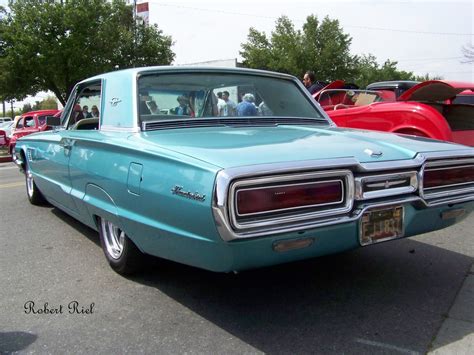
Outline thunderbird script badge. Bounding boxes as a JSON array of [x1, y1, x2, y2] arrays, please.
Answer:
[[171, 185, 206, 202]]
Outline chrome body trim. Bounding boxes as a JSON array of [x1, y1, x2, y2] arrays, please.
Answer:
[[228, 171, 353, 231], [424, 165, 474, 191], [355, 171, 418, 200], [420, 158, 474, 202], [212, 151, 474, 241]]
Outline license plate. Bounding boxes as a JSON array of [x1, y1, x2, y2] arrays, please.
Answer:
[[360, 206, 404, 246]]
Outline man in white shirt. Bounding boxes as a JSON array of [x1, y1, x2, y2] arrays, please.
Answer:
[[221, 91, 236, 116]]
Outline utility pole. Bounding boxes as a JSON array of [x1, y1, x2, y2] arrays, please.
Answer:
[[133, 0, 137, 68], [2, 101, 5, 117], [10, 101, 14, 119]]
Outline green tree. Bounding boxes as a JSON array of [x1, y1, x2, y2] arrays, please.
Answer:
[[22, 103, 32, 113], [240, 15, 436, 88], [413, 73, 443, 82], [38, 96, 59, 110], [0, 0, 174, 106], [353, 54, 415, 88], [240, 15, 358, 81]]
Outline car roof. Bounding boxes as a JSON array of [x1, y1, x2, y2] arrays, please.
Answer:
[[80, 66, 296, 83], [21, 109, 59, 117], [367, 81, 420, 90]]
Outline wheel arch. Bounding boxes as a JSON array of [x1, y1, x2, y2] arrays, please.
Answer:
[[83, 184, 144, 252]]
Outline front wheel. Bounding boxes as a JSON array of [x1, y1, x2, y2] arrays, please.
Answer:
[[98, 217, 144, 275], [25, 160, 47, 205]]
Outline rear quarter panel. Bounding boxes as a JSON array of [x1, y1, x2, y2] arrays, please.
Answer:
[[66, 132, 223, 253], [329, 102, 453, 141]]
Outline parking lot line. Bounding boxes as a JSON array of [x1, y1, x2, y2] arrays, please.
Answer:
[[0, 182, 24, 189]]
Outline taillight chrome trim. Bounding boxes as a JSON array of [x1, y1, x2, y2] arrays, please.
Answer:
[[211, 151, 474, 241], [234, 178, 344, 217], [355, 171, 418, 200], [420, 158, 474, 201], [228, 170, 354, 231]]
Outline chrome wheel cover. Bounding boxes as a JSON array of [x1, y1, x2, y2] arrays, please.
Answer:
[[101, 219, 125, 259], [26, 167, 34, 198]]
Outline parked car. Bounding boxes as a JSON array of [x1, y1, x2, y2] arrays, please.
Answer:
[[8, 109, 59, 154], [366, 80, 420, 100], [0, 121, 14, 147], [13, 67, 474, 275], [316, 80, 474, 146], [0, 117, 13, 123]]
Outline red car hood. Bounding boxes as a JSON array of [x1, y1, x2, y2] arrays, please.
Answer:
[[398, 80, 474, 102]]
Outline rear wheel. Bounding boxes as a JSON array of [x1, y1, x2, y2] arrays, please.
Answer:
[[98, 217, 144, 275], [25, 160, 47, 205]]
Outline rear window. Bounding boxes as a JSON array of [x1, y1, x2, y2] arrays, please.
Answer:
[[137, 72, 325, 125]]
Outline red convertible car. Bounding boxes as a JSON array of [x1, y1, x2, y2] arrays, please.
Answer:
[[315, 80, 474, 146], [8, 109, 60, 154]]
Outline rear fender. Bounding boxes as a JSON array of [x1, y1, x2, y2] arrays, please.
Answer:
[[83, 184, 121, 230]]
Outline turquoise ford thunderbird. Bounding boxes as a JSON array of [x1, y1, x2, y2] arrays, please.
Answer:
[[14, 67, 474, 274]]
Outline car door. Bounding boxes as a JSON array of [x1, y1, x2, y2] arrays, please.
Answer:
[[32, 99, 80, 214], [45, 81, 103, 214], [18, 115, 38, 138]]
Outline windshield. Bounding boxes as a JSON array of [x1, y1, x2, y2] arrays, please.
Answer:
[[137, 72, 326, 125]]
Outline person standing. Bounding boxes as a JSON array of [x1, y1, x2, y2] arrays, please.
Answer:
[[221, 91, 237, 116], [216, 92, 226, 116], [303, 71, 324, 95], [236, 93, 257, 116]]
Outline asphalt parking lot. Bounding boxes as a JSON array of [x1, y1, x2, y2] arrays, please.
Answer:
[[1, 161, 473, 354]]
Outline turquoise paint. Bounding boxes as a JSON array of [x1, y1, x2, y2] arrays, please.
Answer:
[[135, 125, 465, 168], [127, 163, 143, 195]]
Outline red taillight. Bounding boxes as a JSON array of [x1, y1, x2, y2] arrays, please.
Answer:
[[236, 180, 343, 216], [424, 165, 474, 189]]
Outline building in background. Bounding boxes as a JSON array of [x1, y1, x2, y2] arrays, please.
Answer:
[[136, 1, 149, 25]]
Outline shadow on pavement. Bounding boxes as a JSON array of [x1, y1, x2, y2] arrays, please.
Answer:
[[48, 206, 473, 353], [0, 331, 37, 353], [132, 239, 473, 354], [51, 208, 100, 247]]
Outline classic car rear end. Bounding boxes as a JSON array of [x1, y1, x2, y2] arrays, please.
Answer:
[[13, 67, 474, 274]]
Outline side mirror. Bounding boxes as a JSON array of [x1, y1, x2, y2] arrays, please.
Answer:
[[46, 116, 61, 127]]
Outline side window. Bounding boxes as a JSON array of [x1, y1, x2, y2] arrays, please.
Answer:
[[16, 118, 24, 129], [38, 116, 47, 126], [66, 81, 102, 130], [25, 117, 35, 127]]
